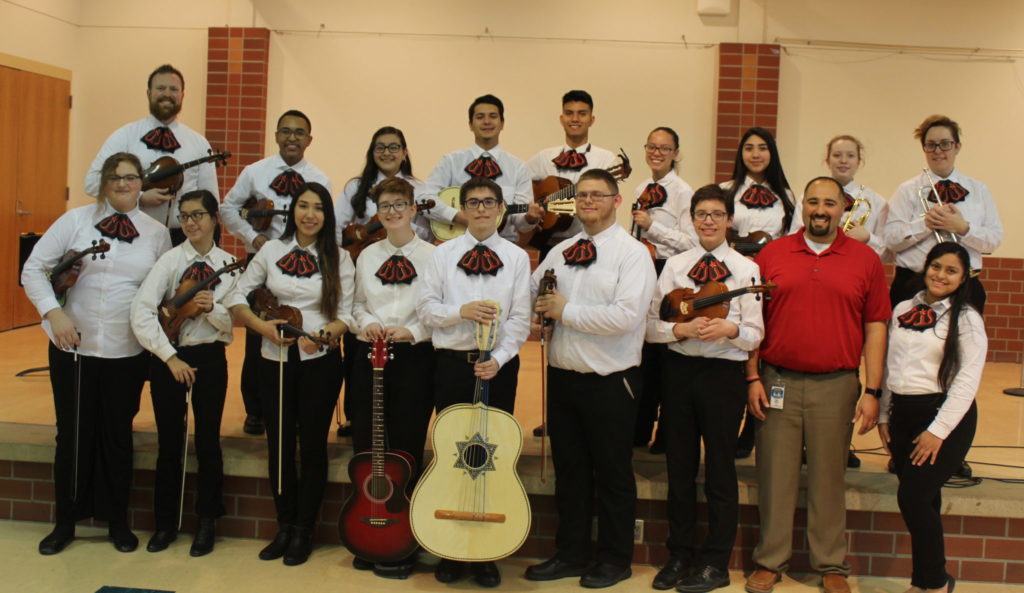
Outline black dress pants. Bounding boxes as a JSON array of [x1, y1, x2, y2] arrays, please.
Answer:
[[258, 346, 343, 528], [49, 345, 149, 527], [548, 365, 640, 568], [433, 351, 519, 414], [349, 340, 436, 476], [889, 394, 977, 590], [660, 352, 746, 570], [149, 342, 228, 530]]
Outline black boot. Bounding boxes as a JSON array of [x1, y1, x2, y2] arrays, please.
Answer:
[[283, 526, 313, 566], [190, 517, 216, 557], [38, 523, 75, 556], [258, 527, 291, 560]]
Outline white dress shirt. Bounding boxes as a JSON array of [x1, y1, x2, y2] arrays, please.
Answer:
[[333, 172, 433, 244], [130, 241, 239, 362], [22, 202, 172, 358], [416, 230, 531, 368], [882, 169, 1002, 272], [633, 171, 698, 259], [881, 293, 987, 440], [528, 143, 618, 242], [353, 234, 435, 344], [645, 241, 764, 360], [425, 144, 535, 241], [720, 176, 795, 239], [220, 154, 332, 252], [788, 180, 890, 260], [84, 115, 219, 229], [225, 237, 355, 362], [531, 224, 656, 375]]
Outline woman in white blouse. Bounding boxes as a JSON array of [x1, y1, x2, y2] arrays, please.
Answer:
[[879, 242, 985, 593], [228, 182, 354, 566], [719, 127, 796, 241], [23, 152, 171, 555], [130, 190, 238, 556]]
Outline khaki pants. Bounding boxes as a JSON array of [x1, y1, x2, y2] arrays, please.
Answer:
[[752, 364, 859, 575]]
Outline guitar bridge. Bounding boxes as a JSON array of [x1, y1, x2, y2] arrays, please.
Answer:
[[358, 517, 399, 527]]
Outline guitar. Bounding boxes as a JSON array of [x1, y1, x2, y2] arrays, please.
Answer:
[[337, 339, 419, 563], [522, 149, 632, 249], [49, 240, 111, 306], [429, 189, 574, 242], [409, 301, 531, 561], [158, 259, 247, 344]]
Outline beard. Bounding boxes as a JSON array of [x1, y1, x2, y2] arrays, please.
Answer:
[[807, 216, 832, 237], [149, 97, 181, 121]]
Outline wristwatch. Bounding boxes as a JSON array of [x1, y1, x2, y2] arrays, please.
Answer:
[[864, 387, 881, 399]]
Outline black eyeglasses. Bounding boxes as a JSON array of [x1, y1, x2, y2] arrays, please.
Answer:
[[105, 174, 141, 184], [923, 140, 956, 153], [276, 128, 309, 139], [377, 201, 410, 213], [177, 211, 210, 223], [463, 197, 501, 210], [373, 143, 403, 154]]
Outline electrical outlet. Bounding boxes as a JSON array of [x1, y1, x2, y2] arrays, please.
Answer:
[[634, 519, 644, 543]]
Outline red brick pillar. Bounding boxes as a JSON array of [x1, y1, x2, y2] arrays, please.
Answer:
[[713, 43, 781, 183], [205, 26, 271, 258]]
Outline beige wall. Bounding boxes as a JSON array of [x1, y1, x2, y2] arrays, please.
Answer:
[[2, 0, 1022, 255]]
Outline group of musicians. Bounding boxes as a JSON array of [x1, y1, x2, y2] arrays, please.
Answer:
[[20, 63, 998, 593]]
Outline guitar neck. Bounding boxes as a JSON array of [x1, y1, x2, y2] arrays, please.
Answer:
[[370, 367, 387, 475], [472, 349, 492, 405], [691, 286, 756, 309]]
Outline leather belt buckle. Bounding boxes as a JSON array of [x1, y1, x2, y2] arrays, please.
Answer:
[[466, 351, 480, 364]]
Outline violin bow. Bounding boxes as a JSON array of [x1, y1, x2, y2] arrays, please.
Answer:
[[178, 383, 193, 530], [277, 328, 285, 496]]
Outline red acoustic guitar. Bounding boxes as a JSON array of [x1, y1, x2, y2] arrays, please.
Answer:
[[337, 339, 418, 563]]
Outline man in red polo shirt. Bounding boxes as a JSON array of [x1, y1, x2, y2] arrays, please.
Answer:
[[743, 177, 890, 593]]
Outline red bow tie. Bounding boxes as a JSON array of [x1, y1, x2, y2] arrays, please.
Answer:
[[687, 253, 731, 284], [739, 184, 778, 209], [95, 213, 140, 243], [140, 126, 181, 153], [641, 183, 668, 209], [458, 244, 504, 276], [842, 191, 855, 211], [563, 238, 597, 267], [552, 149, 588, 171], [180, 261, 220, 290], [897, 304, 938, 331], [928, 179, 969, 204], [276, 247, 319, 278], [270, 170, 306, 198], [376, 254, 418, 285], [464, 154, 502, 180]]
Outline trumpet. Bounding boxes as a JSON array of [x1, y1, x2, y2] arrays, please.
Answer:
[[841, 186, 871, 232], [918, 168, 959, 244]]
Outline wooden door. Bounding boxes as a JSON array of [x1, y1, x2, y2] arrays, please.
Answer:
[[0, 66, 71, 330]]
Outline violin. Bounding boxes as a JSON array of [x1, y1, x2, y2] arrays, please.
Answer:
[[142, 150, 231, 194], [158, 259, 247, 344], [631, 186, 658, 262], [726, 229, 772, 256], [248, 287, 338, 350], [49, 240, 111, 305], [660, 280, 776, 323], [240, 196, 290, 232], [341, 199, 435, 261]]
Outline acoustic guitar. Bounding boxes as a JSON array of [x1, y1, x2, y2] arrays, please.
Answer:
[[337, 339, 418, 563], [429, 189, 574, 242], [409, 302, 531, 561]]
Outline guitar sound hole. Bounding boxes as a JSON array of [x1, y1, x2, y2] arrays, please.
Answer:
[[461, 443, 489, 470], [364, 474, 394, 502]]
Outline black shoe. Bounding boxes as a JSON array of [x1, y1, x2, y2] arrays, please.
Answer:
[[352, 556, 374, 570], [243, 414, 265, 435], [146, 529, 177, 553], [580, 562, 631, 588], [336, 422, 352, 438], [847, 450, 861, 468], [258, 528, 291, 560], [38, 524, 74, 555], [373, 557, 416, 579], [946, 573, 956, 593], [676, 565, 729, 592], [190, 518, 216, 557], [471, 561, 501, 588], [434, 559, 465, 583], [532, 423, 546, 437], [735, 447, 752, 459], [109, 526, 138, 553], [283, 526, 312, 566], [954, 461, 972, 478], [653, 557, 690, 590], [649, 440, 666, 455], [525, 557, 588, 581]]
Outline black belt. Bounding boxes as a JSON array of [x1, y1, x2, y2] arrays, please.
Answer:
[[766, 362, 856, 377], [436, 348, 480, 364]]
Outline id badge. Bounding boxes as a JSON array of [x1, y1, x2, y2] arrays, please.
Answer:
[[769, 381, 785, 410]]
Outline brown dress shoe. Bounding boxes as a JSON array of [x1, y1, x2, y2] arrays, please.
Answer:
[[822, 573, 851, 593], [744, 569, 780, 593]]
